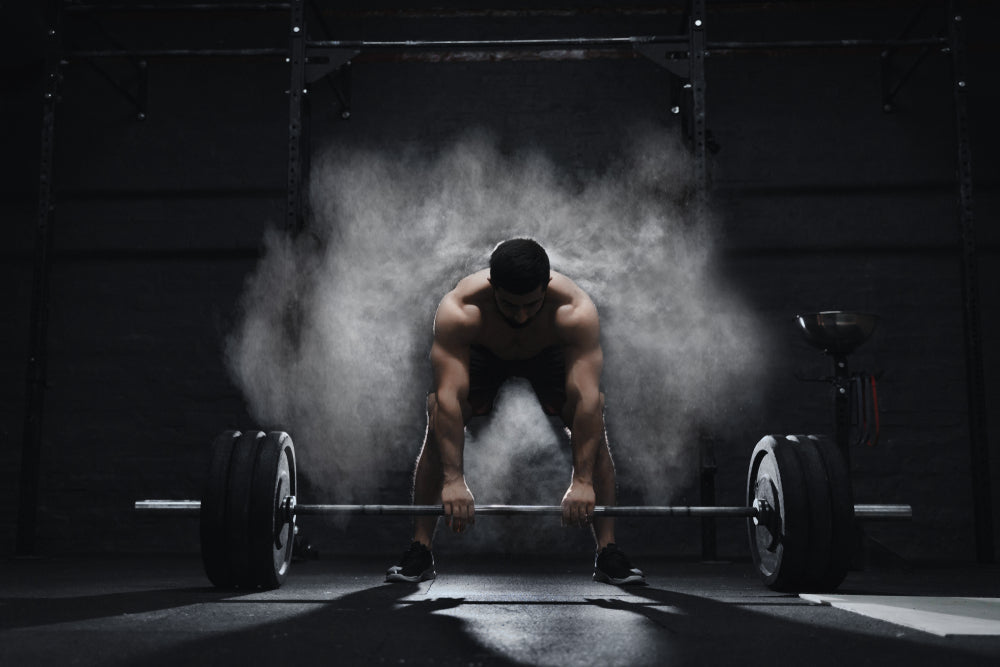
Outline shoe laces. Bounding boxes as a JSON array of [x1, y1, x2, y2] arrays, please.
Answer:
[[599, 543, 630, 568], [400, 541, 428, 566]]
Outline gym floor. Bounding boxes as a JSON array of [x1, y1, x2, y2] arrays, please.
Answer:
[[2, 554, 998, 666]]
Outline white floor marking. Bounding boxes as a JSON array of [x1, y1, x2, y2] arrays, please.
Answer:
[[800, 594, 1000, 637]]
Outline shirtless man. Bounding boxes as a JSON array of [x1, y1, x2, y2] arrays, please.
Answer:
[[385, 238, 645, 585]]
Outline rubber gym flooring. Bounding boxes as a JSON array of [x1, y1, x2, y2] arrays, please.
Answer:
[[2, 554, 998, 666]]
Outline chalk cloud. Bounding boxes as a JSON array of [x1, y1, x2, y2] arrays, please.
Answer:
[[226, 128, 768, 547]]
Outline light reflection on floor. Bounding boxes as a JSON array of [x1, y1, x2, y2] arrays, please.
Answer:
[[443, 603, 678, 667], [399, 579, 683, 666], [800, 595, 1000, 637]]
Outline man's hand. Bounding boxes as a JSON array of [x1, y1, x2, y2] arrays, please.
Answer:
[[561, 480, 596, 527], [442, 477, 475, 533]]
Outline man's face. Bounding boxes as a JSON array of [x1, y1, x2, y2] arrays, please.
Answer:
[[492, 284, 547, 329]]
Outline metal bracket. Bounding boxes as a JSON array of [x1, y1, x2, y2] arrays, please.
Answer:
[[72, 10, 150, 119], [305, 46, 357, 82], [80, 57, 149, 120], [880, 4, 941, 112], [307, 47, 358, 119], [634, 43, 690, 78]]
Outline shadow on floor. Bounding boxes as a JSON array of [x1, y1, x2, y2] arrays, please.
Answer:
[[138, 582, 528, 666], [4, 569, 999, 666], [586, 585, 999, 666], [0, 587, 232, 630]]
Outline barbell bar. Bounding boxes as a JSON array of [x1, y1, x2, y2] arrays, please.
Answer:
[[137, 430, 913, 593], [134, 499, 912, 520]]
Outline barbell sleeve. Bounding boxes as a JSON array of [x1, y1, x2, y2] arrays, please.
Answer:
[[853, 504, 912, 520]]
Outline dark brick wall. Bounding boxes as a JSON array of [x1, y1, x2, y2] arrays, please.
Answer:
[[2, 2, 997, 563]]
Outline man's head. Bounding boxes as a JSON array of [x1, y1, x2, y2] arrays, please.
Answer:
[[489, 238, 550, 295], [489, 238, 551, 328]]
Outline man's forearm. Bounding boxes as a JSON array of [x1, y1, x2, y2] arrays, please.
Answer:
[[434, 395, 466, 481], [434, 391, 474, 532], [570, 399, 603, 484]]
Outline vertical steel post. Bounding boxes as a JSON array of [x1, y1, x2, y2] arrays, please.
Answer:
[[17, 5, 62, 557], [832, 355, 852, 469], [947, 1, 994, 563], [688, 0, 709, 214], [689, 0, 713, 560], [287, 0, 306, 233]]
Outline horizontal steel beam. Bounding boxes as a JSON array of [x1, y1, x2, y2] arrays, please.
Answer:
[[65, 3, 291, 12], [134, 500, 913, 520], [309, 36, 687, 50], [707, 37, 948, 51], [67, 48, 288, 59], [350, 50, 641, 64]]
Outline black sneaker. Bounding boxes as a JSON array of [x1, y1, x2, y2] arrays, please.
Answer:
[[385, 541, 436, 583], [594, 543, 646, 585]]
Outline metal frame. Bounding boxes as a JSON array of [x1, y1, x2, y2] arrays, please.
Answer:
[[287, 0, 307, 232], [18, 1, 992, 562], [17, 2, 63, 558], [688, 0, 708, 212], [947, 0, 993, 564]]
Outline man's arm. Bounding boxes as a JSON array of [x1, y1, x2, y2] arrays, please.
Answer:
[[559, 297, 605, 527], [429, 295, 477, 532]]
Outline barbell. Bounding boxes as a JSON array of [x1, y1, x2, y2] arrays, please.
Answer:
[[135, 430, 911, 592], [136, 500, 911, 519]]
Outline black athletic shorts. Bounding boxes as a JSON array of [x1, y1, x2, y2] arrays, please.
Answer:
[[467, 345, 566, 417]]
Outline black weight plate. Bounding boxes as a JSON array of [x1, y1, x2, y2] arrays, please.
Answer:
[[810, 435, 855, 591], [746, 435, 810, 591], [748, 436, 784, 585], [225, 430, 266, 588], [787, 435, 833, 590], [200, 430, 240, 588], [249, 431, 296, 589], [747, 438, 771, 581], [747, 436, 779, 580]]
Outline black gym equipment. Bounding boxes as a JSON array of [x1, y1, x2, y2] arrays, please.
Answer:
[[135, 310, 911, 591], [196, 430, 296, 589], [138, 428, 910, 592]]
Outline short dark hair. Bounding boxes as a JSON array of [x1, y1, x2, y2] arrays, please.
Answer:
[[489, 238, 550, 295]]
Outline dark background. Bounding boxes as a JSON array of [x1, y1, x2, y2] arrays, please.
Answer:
[[1, 1, 997, 563]]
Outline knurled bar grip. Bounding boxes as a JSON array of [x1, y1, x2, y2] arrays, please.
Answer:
[[299, 504, 756, 517], [134, 500, 913, 520]]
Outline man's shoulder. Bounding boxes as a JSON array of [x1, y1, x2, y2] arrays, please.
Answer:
[[549, 272, 596, 314], [434, 273, 488, 343], [549, 273, 600, 341], [441, 271, 491, 314], [451, 269, 492, 297]]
